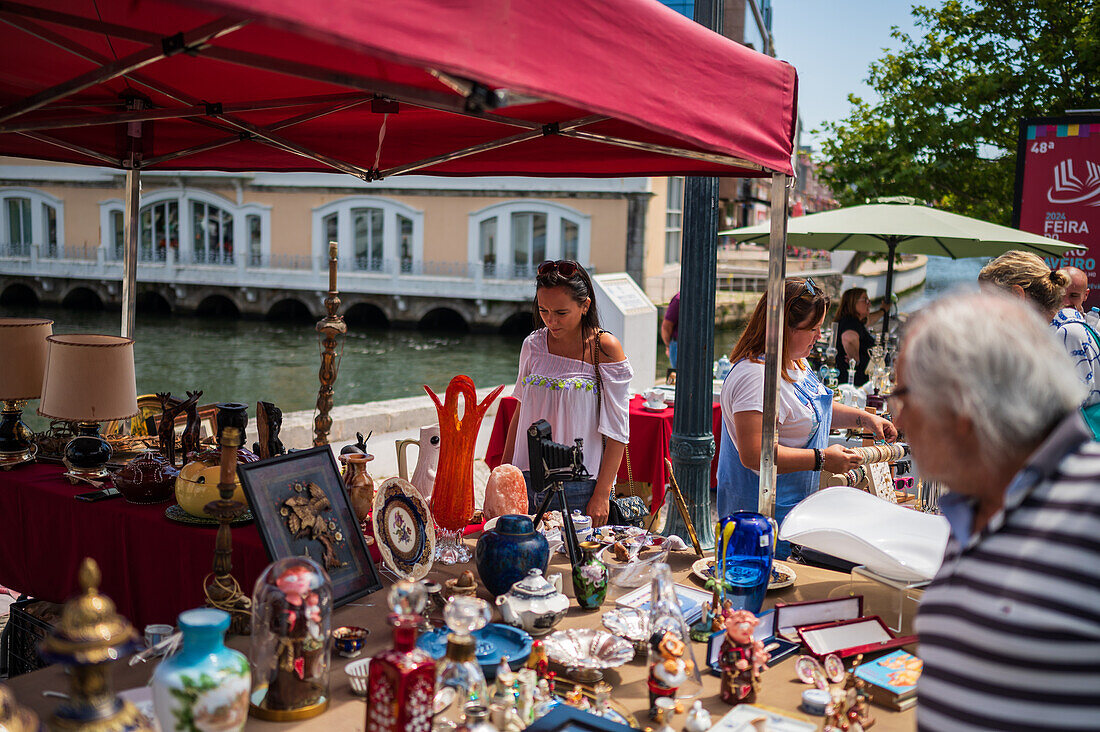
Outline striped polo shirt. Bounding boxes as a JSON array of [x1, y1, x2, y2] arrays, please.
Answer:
[[915, 411, 1100, 731]]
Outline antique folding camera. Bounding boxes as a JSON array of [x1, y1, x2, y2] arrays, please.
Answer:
[[526, 418, 590, 496]]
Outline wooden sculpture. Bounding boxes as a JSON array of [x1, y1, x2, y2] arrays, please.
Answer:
[[179, 389, 204, 465], [156, 392, 184, 467]]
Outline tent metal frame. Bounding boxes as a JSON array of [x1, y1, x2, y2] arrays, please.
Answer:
[[0, 0, 792, 521]]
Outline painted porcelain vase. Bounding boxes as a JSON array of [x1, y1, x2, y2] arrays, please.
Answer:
[[474, 514, 550, 597], [152, 608, 250, 732], [571, 540, 609, 610]]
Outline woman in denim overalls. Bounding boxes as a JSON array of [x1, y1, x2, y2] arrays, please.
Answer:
[[717, 279, 898, 559]]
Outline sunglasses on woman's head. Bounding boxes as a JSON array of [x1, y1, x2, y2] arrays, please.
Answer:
[[537, 260, 579, 278], [803, 277, 818, 297]]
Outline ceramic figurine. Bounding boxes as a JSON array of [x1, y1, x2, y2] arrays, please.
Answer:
[[562, 686, 590, 711], [516, 668, 537, 725], [483, 464, 528, 520], [152, 608, 250, 732], [527, 639, 550, 678], [647, 630, 693, 718], [426, 376, 505, 563], [592, 681, 613, 718], [495, 569, 568, 636], [854, 680, 876, 729], [689, 600, 714, 643], [571, 540, 609, 610], [179, 390, 204, 465], [249, 559, 332, 718], [532, 679, 558, 720], [475, 514, 551, 596], [446, 569, 480, 599], [364, 581, 436, 732], [718, 609, 770, 706], [683, 700, 712, 732]]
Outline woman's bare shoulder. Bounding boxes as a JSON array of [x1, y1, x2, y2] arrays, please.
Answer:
[[597, 331, 627, 362]]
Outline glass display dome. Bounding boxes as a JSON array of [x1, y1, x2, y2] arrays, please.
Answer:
[[249, 556, 333, 720]]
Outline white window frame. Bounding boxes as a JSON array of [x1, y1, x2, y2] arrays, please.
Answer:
[[311, 196, 424, 274], [98, 188, 271, 265], [665, 177, 684, 265], [467, 200, 591, 280], [0, 187, 64, 257]]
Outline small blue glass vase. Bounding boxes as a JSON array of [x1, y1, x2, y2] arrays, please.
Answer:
[[474, 514, 550, 596], [715, 512, 774, 614], [152, 608, 251, 732]]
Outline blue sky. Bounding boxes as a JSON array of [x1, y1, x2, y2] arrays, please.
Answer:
[[770, 1, 920, 149]]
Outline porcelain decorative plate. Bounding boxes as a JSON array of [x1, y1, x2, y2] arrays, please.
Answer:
[[371, 477, 435, 580], [691, 557, 797, 591]]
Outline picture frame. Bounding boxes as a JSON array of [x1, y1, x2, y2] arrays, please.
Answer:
[[614, 582, 710, 624], [523, 704, 634, 732], [238, 445, 382, 606]]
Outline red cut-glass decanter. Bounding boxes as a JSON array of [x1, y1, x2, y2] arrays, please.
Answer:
[[365, 582, 437, 732]]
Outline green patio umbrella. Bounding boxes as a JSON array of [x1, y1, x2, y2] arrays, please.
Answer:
[[720, 197, 1087, 342]]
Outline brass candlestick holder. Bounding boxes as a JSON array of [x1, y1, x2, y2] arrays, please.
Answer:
[[204, 426, 252, 634], [314, 241, 347, 447]]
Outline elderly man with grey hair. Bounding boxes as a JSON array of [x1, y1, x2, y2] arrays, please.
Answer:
[[894, 292, 1100, 731], [1058, 265, 1089, 313]]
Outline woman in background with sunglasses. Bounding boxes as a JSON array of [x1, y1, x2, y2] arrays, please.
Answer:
[[501, 260, 633, 526], [718, 278, 897, 557]]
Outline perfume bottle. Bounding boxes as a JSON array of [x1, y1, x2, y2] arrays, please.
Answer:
[[435, 597, 491, 729], [365, 581, 436, 732]]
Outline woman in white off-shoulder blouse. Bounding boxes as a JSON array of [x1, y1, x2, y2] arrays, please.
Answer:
[[501, 260, 633, 526]]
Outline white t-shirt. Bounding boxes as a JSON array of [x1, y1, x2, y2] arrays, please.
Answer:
[[720, 359, 816, 460]]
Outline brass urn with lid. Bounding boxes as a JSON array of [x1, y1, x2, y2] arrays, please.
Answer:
[[39, 558, 152, 732]]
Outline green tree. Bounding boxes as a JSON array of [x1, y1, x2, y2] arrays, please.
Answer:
[[817, 0, 1100, 225]]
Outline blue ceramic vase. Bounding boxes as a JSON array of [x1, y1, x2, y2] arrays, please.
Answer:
[[475, 514, 550, 596], [152, 608, 251, 732]]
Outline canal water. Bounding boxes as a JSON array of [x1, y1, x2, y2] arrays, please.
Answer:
[[2, 256, 986, 429]]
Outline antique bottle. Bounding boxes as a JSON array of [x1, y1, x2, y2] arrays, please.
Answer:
[[571, 541, 609, 610], [435, 596, 492, 729], [249, 557, 333, 720], [152, 608, 250, 732], [342, 452, 375, 526], [365, 581, 436, 732]]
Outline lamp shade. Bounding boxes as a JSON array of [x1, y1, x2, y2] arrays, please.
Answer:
[[0, 317, 53, 400], [38, 335, 139, 423]]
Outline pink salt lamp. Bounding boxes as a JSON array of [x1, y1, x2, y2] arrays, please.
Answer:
[[483, 464, 528, 520]]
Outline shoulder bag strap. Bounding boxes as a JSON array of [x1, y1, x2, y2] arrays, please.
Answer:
[[592, 330, 635, 497]]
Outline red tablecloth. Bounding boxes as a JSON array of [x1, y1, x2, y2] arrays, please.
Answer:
[[484, 395, 722, 510], [0, 463, 272, 628]]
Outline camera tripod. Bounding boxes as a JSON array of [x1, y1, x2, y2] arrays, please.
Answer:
[[532, 472, 584, 569]]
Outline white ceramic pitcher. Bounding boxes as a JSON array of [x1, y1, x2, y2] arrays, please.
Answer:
[[395, 424, 440, 501]]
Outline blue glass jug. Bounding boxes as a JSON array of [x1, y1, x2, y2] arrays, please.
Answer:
[[715, 512, 774, 614]]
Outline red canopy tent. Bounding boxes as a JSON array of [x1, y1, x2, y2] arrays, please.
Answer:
[[0, 0, 798, 514]]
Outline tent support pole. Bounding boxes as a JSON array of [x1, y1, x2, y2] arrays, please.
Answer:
[[120, 165, 139, 339], [758, 173, 790, 519], [880, 237, 898, 345]]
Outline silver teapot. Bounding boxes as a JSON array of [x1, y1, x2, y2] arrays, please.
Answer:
[[495, 569, 568, 637]]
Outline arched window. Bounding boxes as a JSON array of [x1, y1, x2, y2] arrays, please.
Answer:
[[0, 188, 63, 258], [467, 201, 590, 279], [312, 197, 424, 274], [99, 189, 270, 266]]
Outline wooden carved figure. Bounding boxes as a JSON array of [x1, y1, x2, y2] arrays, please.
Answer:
[[179, 390, 203, 464], [717, 609, 770, 706], [254, 401, 285, 459], [156, 392, 185, 467]]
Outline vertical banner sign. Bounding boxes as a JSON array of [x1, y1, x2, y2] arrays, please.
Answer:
[[1014, 115, 1100, 295]]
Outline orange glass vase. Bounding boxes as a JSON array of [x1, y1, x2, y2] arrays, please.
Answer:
[[425, 376, 504, 564]]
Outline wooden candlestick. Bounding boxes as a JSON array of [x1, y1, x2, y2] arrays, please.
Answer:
[[314, 241, 347, 446], [204, 426, 251, 634]]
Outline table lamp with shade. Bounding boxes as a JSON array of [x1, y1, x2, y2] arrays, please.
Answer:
[[0, 317, 54, 468], [38, 334, 138, 481]]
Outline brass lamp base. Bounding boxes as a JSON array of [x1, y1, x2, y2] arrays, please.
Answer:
[[0, 443, 36, 471], [62, 460, 111, 484]]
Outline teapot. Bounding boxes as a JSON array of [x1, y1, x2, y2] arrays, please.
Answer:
[[395, 424, 440, 501], [495, 569, 569, 637]]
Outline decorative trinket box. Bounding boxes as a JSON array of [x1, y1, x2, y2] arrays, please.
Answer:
[[773, 595, 864, 643], [795, 615, 917, 660]]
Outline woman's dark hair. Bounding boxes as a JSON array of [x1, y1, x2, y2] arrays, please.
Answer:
[[837, 287, 868, 322], [532, 260, 601, 338], [728, 277, 830, 381]]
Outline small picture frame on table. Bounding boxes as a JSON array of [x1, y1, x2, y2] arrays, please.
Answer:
[[238, 445, 382, 606], [524, 704, 634, 732]]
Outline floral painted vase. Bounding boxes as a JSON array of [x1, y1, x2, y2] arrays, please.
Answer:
[[152, 608, 250, 732], [572, 541, 609, 610], [474, 514, 550, 597]]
